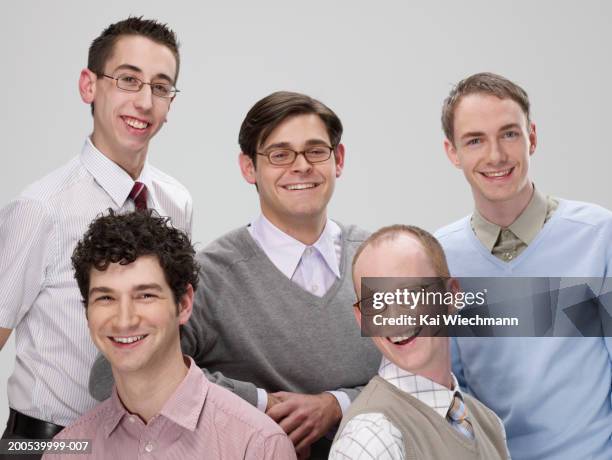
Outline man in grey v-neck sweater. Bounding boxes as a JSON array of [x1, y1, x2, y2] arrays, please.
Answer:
[[89, 91, 380, 459]]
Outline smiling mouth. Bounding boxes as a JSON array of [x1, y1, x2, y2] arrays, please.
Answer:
[[282, 183, 320, 191], [110, 334, 148, 345], [480, 167, 514, 179], [121, 116, 150, 130], [387, 327, 422, 346]]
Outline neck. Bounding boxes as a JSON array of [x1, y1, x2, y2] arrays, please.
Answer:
[[113, 346, 188, 423], [405, 338, 453, 389], [475, 182, 534, 228], [90, 133, 146, 180], [261, 209, 327, 245]]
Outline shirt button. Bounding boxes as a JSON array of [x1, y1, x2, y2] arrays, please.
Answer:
[[504, 252, 513, 260], [144, 442, 154, 453], [128, 416, 136, 423], [311, 284, 318, 293]]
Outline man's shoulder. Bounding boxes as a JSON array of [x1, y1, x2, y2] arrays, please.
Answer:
[[204, 380, 288, 439], [196, 226, 252, 266], [19, 156, 84, 203], [148, 164, 191, 200], [557, 199, 612, 229], [434, 216, 471, 242], [336, 222, 370, 243], [54, 399, 114, 440]]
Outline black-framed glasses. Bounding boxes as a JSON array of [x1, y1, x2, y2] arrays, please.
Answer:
[[257, 145, 334, 166], [101, 74, 179, 98], [354, 279, 447, 315]]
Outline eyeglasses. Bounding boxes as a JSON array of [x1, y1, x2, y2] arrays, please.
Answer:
[[101, 74, 179, 98], [257, 145, 334, 166], [354, 280, 447, 315]]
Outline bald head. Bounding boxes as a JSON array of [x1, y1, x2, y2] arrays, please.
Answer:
[[353, 224, 450, 285]]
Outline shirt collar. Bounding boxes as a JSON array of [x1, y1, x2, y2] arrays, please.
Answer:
[[80, 137, 155, 208], [249, 214, 341, 279], [378, 356, 459, 418], [472, 186, 548, 251], [102, 356, 208, 437]]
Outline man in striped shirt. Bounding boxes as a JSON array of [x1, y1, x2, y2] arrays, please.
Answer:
[[0, 17, 191, 457]]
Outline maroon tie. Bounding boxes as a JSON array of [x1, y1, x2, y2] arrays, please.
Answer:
[[129, 182, 148, 210]]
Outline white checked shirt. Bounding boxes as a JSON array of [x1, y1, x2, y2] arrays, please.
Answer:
[[247, 214, 348, 412], [330, 358, 486, 460], [0, 138, 192, 426]]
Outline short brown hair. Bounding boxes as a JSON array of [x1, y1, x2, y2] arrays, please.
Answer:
[[88, 16, 180, 82], [238, 91, 343, 166], [353, 224, 450, 278], [441, 72, 531, 144]]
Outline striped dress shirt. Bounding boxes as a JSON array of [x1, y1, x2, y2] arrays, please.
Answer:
[[0, 138, 192, 426]]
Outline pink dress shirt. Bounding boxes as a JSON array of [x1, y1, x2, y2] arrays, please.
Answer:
[[43, 358, 296, 459]]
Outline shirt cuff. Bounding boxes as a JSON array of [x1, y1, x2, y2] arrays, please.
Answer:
[[326, 390, 351, 415], [256, 388, 268, 412]]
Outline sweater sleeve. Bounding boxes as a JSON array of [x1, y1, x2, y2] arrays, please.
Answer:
[[180, 265, 260, 407]]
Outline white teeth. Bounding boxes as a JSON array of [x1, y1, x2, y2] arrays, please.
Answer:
[[285, 183, 316, 190], [482, 169, 512, 177], [112, 335, 145, 344], [390, 329, 420, 344], [390, 335, 412, 344], [124, 117, 149, 129]]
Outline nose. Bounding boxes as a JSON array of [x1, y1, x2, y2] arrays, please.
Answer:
[[488, 139, 508, 165], [133, 84, 154, 111], [113, 298, 140, 331], [290, 152, 313, 174]]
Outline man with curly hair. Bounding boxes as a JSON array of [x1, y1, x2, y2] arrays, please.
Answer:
[[44, 210, 295, 460]]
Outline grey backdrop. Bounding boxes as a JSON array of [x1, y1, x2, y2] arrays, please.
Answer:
[[1, 0, 610, 426]]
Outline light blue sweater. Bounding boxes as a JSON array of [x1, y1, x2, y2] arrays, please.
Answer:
[[436, 199, 612, 460]]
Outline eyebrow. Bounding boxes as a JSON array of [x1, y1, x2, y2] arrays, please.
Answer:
[[89, 286, 113, 297], [88, 283, 164, 297], [262, 138, 331, 150], [459, 123, 524, 141], [110, 64, 174, 84], [133, 283, 164, 292], [460, 131, 485, 140], [498, 123, 521, 131]]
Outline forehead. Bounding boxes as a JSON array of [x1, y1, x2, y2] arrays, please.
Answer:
[[354, 235, 437, 282], [104, 35, 177, 81], [261, 113, 330, 148], [89, 255, 167, 290], [453, 93, 528, 134]]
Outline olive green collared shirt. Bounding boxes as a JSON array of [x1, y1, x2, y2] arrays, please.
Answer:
[[471, 187, 559, 262]]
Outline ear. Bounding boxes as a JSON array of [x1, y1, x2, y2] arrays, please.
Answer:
[[444, 139, 461, 169], [79, 68, 97, 104], [178, 284, 194, 325], [528, 122, 537, 156], [239, 153, 257, 185], [334, 143, 346, 178], [446, 277, 461, 314], [353, 302, 363, 328]]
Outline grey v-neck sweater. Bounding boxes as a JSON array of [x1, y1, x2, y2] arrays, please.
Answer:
[[181, 223, 381, 407]]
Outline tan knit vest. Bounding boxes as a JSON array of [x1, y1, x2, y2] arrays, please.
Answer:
[[334, 376, 508, 460]]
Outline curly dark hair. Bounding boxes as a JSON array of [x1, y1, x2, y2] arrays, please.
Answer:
[[72, 209, 199, 308]]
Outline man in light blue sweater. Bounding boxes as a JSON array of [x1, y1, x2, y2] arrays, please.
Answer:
[[435, 72, 612, 459]]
